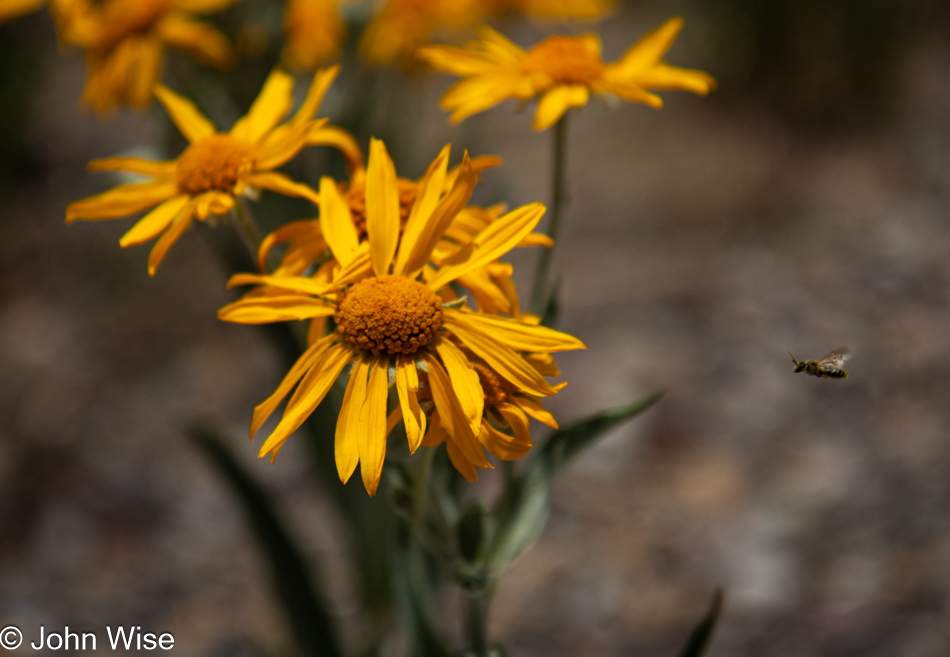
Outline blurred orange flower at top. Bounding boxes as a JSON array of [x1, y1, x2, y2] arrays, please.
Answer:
[[282, 0, 345, 70], [360, 0, 612, 66], [59, 0, 240, 113], [418, 16, 716, 130], [0, 0, 45, 23], [66, 67, 345, 275]]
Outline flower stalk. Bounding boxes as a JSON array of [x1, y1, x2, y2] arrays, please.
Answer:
[[464, 592, 492, 657], [531, 112, 569, 315]]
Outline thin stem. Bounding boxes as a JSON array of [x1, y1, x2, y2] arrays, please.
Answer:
[[529, 112, 570, 315], [231, 196, 264, 262], [414, 444, 436, 522], [464, 593, 491, 657]]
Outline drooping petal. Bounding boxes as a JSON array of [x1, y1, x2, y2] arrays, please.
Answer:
[[513, 396, 558, 429], [156, 13, 233, 68], [259, 341, 352, 458], [147, 199, 197, 275], [319, 176, 359, 266], [444, 313, 560, 397], [66, 180, 179, 222], [154, 85, 216, 143], [230, 69, 294, 143], [119, 194, 190, 246], [433, 337, 483, 436], [421, 352, 490, 468], [365, 138, 400, 276], [426, 202, 545, 291], [422, 412, 448, 448], [248, 333, 336, 439], [217, 295, 336, 323], [496, 402, 533, 448], [446, 438, 478, 483], [307, 125, 364, 173], [256, 219, 321, 272], [533, 84, 590, 131], [444, 308, 586, 352], [335, 356, 369, 483], [359, 358, 390, 496], [478, 419, 532, 461], [396, 356, 426, 453], [394, 144, 450, 275], [246, 172, 320, 206]]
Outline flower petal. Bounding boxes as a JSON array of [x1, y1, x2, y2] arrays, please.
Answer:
[[307, 125, 364, 173], [319, 176, 359, 266], [365, 138, 400, 276], [394, 144, 450, 275], [66, 180, 179, 222], [246, 172, 320, 206], [444, 308, 585, 352], [156, 13, 233, 68], [426, 202, 545, 291], [359, 358, 390, 496], [611, 16, 684, 78], [119, 194, 190, 246], [446, 438, 478, 483], [147, 199, 197, 275], [478, 419, 531, 461], [259, 341, 352, 458], [533, 84, 589, 131], [434, 337, 483, 437], [256, 219, 321, 272], [396, 356, 426, 453], [513, 396, 558, 429], [230, 69, 294, 143], [218, 295, 335, 324], [88, 157, 176, 177], [632, 63, 717, 95], [421, 352, 490, 468], [154, 84, 216, 143], [444, 313, 560, 397], [291, 65, 340, 126], [335, 356, 369, 483]]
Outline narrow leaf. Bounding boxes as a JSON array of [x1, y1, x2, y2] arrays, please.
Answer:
[[675, 588, 724, 657]]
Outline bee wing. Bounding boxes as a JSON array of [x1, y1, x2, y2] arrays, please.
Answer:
[[818, 347, 851, 368]]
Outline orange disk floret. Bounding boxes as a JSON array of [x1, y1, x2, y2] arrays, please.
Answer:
[[336, 276, 443, 355], [176, 135, 256, 195], [523, 36, 604, 84]]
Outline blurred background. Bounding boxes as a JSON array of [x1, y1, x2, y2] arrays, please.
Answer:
[[4, 0, 950, 655]]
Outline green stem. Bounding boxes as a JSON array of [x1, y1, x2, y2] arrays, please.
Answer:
[[529, 112, 570, 315], [464, 593, 491, 657], [414, 445, 435, 522], [231, 196, 264, 262]]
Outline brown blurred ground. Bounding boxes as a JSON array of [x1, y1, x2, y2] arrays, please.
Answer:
[[4, 1, 950, 656]]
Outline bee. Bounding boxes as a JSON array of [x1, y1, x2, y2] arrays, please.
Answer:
[[787, 347, 851, 379]]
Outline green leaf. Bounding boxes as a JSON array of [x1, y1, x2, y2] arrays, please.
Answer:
[[486, 392, 663, 581], [675, 589, 724, 657], [189, 428, 342, 657]]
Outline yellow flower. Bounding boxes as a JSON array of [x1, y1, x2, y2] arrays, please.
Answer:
[[360, 0, 612, 66], [0, 0, 45, 23], [219, 139, 585, 495], [59, 0, 239, 113], [282, 0, 345, 70], [66, 67, 345, 275], [417, 16, 716, 130]]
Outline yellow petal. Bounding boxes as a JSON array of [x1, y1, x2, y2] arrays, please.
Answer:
[[259, 341, 352, 458], [396, 357, 426, 453], [513, 396, 558, 429], [335, 356, 369, 484], [66, 180, 179, 222], [433, 337, 483, 436], [156, 13, 233, 68], [496, 401, 533, 448], [359, 358, 390, 496], [255, 118, 328, 171], [291, 65, 340, 126], [154, 85, 216, 143], [319, 176, 359, 266], [245, 172, 320, 206], [147, 199, 196, 275], [444, 313, 560, 397], [523, 352, 559, 377], [444, 308, 585, 352], [441, 75, 532, 124], [307, 125, 364, 173], [394, 144, 450, 275], [365, 138, 399, 276], [217, 295, 336, 323], [446, 439, 478, 483], [533, 84, 589, 131], [421, 353, 490, 469], [422, 412, 447, 448], [632, 63, 716, 95], [230, 69, 294, 143], [426, 202, 545, 291], [128, 39, 164, 108], [478, 419, 531, 462], [88, 157, 176, 177], [611, 16, 684, 78], [119, 194, 190, 246], [256, 219, 321, 272], [249, 334, 336, 439]]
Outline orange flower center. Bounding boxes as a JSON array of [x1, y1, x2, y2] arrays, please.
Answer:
[[341, 179, 418, 241], [335, 276, 443, 356], [470, 355, 514, 406], [524, 36, 603, 84], [96, 0, 168, 48], [176, 135, 256, 195]]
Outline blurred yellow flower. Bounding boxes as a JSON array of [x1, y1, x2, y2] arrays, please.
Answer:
[[418, 16, 716, 130], [66, 67, 344, 275], [0, 0, 45, 23], [219, 139, 584, 494], [282, 0, 345, 70], [360, 0, 612, 66], [59, 0, 239, 113]]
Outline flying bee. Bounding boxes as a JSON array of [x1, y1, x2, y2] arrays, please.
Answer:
[[787, 347, 851, 379]]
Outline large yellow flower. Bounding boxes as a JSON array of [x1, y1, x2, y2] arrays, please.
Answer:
[[219, 139, 584, 495], [59, 0, 238, 113], [417, 16, 716, 130], [360, 0, 612, 66], [66, 67, 346, 275], [282, 0, 345, 70]]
